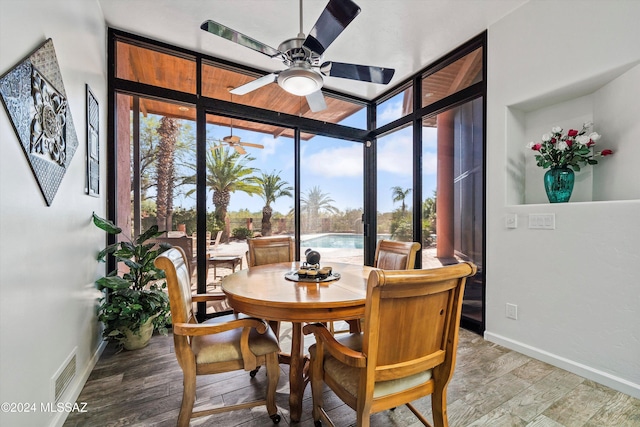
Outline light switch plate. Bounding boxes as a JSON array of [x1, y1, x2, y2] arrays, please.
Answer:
[[506, 213, 517, 229], [528, 213, 555, 229]]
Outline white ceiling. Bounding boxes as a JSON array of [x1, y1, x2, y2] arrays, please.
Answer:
[[98, 0, 527, 100]]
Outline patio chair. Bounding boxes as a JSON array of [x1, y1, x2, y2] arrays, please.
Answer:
[[154, 247, 282, 426], [209, 230, 223, 253], [304, 262, 477, 427]]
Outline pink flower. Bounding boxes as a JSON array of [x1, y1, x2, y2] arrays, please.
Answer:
[[551, 137, 557, 143], [567, 129, 579, 137], [532, 143, 541, 151], [586, 139, 595, 147], [566, 139, 573, 147], [600, 149, 613, 156]]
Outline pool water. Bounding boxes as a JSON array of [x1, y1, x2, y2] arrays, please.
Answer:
[[301, 233, 373, 249]]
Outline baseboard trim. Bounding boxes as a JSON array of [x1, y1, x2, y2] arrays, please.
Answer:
[[50, 339, 108, 427], [484, 331, 640, 399]]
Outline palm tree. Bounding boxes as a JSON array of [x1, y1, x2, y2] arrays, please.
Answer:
[[391, 186, 411, 213], [156, 117, 179, 231], [254, 171, 293, 236], [300, 186, 339, 233], [206, 147, 260, 241]]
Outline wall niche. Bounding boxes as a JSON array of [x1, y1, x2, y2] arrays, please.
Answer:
[[506, 62, 640, 206]]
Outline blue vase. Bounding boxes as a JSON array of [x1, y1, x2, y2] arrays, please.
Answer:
[[544, 167, 574, 203]]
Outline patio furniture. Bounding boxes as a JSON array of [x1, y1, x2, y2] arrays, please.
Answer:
[[154, 247, 282, 426], [156, 235, 195, 272], [209, 230, 223, 252], [207, 254, 243, 279], [303, 262, 477, 427]]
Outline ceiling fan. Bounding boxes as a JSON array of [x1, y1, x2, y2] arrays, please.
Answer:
[[213, 133, 264, 155], [212, 89, 265, 154], [200, 0, 395, 112]]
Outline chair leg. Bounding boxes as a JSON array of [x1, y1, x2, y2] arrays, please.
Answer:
[[265, 352, 281, 423], [431, 386, 448, 427], [178, 368, 196, 427], [309, 346, 324, 423]]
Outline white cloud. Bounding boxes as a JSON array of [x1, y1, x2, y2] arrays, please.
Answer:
[[423, 126, 438, 149], [257, 135, 282, 157], [305, 145, 362, 177], [378, 99, 403, 124], [377, 134, 413, 176], [423, 150, 437, 175]]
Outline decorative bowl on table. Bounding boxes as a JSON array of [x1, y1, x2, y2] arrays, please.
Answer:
[[285, 263, 340, 282]]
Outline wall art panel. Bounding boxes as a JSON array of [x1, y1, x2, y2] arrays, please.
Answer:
[[0, 38, 79, 206]]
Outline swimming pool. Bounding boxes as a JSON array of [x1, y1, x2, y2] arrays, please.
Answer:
[[301, 233, 365, 249], [301, 234, 392, 249]]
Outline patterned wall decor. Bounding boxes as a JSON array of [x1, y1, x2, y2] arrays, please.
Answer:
[[86, 84, 99, 197], [0, 38, 79, 206]]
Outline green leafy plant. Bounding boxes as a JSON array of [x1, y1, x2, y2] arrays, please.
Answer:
[[93, 213, 171, 347], [232, 226, 254, 240]]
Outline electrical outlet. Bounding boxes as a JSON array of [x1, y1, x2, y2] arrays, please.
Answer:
[[506, 303, 518, 320], [505, 213, 517, 229]]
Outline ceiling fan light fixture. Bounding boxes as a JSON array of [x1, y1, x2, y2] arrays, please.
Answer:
[[277, 66, 323, 96]]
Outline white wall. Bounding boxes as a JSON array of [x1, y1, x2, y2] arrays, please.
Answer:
[[487, 0, 640, 398], [0, 1, 107, 426]]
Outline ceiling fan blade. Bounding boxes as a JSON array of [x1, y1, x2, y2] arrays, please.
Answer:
[[306, 90, 327, 112], [201, 20, 281, 58], [303, 0, 361, 55], [230, 73, 278, 95], [239, 142, 265, 149], [233, 145, 247, 155], [320, 61, 395, 84]]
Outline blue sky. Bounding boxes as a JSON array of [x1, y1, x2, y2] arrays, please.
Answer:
[[173, 94, 437, 215]]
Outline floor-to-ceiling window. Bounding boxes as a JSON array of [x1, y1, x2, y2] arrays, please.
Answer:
[[109, 29, 486, 330], [373, 35, 486, 332], [376, 124, 414, 243], [300, 134, 364, 264]]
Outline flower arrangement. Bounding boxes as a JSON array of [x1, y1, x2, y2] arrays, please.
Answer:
[[527, 122, 613, 171]]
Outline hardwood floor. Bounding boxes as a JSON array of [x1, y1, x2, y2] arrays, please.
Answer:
[[64, 325, 640, 427]]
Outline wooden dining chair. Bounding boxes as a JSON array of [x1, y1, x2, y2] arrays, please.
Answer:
[[246, 235, 295, 268], [332, 239, 421, 335], [246, 236, 295, 338], [374, 239, 421, 270], [304, 262, 477, 427], [154, 247, 282, 426]]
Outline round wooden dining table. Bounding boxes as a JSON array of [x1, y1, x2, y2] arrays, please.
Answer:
[[222, 261, 374, 422]]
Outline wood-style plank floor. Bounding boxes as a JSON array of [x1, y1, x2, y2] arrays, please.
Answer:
[[64, 325, 640, 427]]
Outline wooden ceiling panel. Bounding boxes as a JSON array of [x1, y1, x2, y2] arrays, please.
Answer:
[[116, 40, 364, 140]]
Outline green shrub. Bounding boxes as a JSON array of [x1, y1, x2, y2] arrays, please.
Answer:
[[232, 226, 254, 240]]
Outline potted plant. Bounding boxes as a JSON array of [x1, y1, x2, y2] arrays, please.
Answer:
[[93, 213, 171, 350]]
